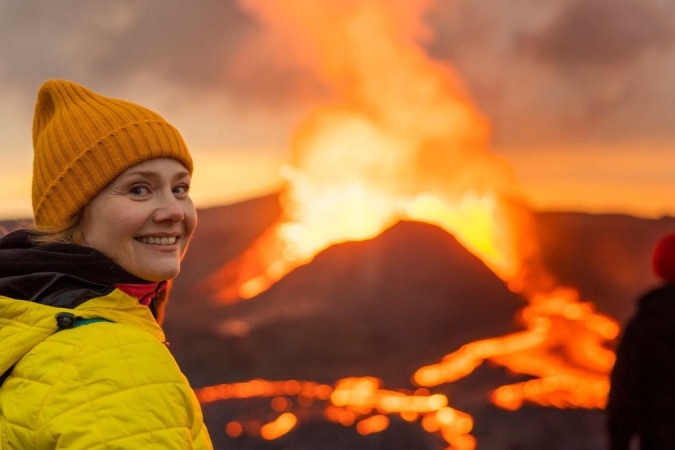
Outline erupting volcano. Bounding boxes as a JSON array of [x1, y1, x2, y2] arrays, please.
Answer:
[[200, 0, 620, 448]]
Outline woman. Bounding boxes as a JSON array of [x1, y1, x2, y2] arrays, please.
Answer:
[[0, 80, 213, 449]]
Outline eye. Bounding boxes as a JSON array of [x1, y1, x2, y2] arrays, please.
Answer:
[[173, 183, 190, 196], [129, 184, 151, 196]]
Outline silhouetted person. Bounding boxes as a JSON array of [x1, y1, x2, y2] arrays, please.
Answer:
[[607, 233, 675, 450]]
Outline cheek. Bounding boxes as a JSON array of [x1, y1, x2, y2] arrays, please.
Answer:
[[83, 206, 140, 251], [84, 219, 123, 255], [184, 204, 198, 238]]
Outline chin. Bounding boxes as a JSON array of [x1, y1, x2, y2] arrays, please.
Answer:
[[135, 266, 181, 282]]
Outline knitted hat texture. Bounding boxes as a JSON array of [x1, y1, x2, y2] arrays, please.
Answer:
[[653, 233, 675, 284], [32, 79, 193, 228]]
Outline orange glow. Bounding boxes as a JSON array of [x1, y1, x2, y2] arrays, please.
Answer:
[[271, 396, 290, 412], [356, 415, 389, 435], [330, 377, 449, 415], [196, 379, 332, 404], [411, 286, 620, 410], [260, 413, 298, 440], [225, 421, 243, 438], [202, 0, 623, 447], [195, 375, 474, 448]]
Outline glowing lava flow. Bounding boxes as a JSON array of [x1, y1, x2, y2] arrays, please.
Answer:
[[196, 377, 476, 450], [413, 287, 619, 410], [203, 0, 621, 448]]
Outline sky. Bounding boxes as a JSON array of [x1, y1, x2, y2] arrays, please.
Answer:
[[1, 0, 675, 220]]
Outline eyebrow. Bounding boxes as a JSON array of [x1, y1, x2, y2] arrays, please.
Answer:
[[122, 170, 191, 180]]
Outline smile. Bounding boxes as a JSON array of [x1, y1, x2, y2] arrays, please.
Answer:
[[136, 236, 178, 245]]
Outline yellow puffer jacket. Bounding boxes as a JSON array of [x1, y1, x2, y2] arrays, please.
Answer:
[[0, 289, 213, 449]]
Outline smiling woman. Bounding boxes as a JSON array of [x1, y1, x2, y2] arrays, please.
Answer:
[[82, 158, 197, 282], [0, 80, 213, 449]]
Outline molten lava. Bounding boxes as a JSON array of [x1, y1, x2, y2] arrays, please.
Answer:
[[196, 377, 476, 450], [204, 0, 620, 448]]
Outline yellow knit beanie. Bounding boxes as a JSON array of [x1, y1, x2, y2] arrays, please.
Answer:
[[32, 79, 193, 228]]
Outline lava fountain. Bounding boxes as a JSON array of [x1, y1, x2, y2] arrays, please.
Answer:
[[214, 0, 542, 300], [202, 0, 620, 448]]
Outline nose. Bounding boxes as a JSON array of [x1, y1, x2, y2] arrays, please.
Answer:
[[153, 192, 185, 223]]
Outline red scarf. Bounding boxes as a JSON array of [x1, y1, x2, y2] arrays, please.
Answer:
[[115, 282, 166, 305]]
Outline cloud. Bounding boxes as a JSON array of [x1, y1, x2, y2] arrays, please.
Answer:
[[0, 1, 307, 152], [525, 0, 675, 68], [3, 0, 671, 145], [422, 0, 675, 146], [0, 1, 251, 89]]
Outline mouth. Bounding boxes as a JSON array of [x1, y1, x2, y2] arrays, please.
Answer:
[[135, 235, 179, 246]]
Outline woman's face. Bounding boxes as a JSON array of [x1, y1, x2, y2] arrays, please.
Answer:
[[81, 158, 197, 281]]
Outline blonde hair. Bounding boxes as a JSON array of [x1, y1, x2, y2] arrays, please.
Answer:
[[29, 210, 85, 246]]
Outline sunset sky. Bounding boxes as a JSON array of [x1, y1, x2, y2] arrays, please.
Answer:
[[1, 0, 674, 220]]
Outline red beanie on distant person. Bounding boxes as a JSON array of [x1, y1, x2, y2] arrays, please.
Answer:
[[653, 233, 675, 284]]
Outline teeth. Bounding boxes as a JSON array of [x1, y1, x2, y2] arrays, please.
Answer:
[[137, 236, 177, 245]]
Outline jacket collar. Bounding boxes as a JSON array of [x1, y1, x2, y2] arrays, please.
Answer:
[[0, 229, 160, 308], [0, 229, 145, 284]]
